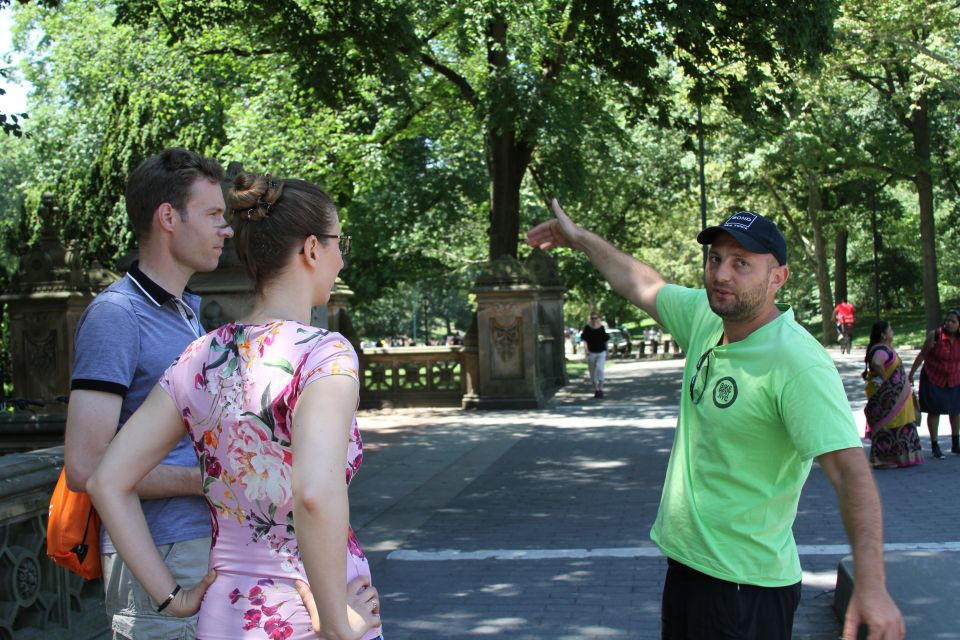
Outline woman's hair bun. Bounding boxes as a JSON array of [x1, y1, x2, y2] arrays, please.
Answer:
[[229, 172, 285, 222]]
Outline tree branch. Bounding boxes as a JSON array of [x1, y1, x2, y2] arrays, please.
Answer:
[[417, 51, 477, 106], [374, 102, 429, 145], [541, 2, 579, 81], [195, 47, 281, 57]]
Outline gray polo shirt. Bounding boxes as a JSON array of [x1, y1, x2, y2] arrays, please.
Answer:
[[71, 262, 210, 552]]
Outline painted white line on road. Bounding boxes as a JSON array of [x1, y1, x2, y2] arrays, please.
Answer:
[[389, 547, 664, 561], [389, 542, 960, 562]]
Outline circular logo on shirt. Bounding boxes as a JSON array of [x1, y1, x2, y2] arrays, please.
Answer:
[[712, 376, 738, 408]]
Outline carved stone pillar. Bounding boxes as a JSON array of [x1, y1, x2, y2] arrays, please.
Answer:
[[0, 194, 116, 410], [324, 276, 355, 339], [524, 249, 568, 393], [472, 256, 548, 409]]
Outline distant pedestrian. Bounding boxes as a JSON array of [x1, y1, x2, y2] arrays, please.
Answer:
[[528, 202, 904, 640], [581, 312, 609, 398], [909, 309, 960, 459], [833, 299, 856, 353], [863, 321, 923, 468]]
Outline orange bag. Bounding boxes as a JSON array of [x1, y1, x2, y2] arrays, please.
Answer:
[[46, 468, 102, 579]]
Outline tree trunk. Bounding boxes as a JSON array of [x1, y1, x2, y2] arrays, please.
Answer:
[[912, 93, 940, 331], [486, 129, 533, 259], [484, 14, 534, 260], [833, 229, 847, 305], [804, 171, 834, 346]]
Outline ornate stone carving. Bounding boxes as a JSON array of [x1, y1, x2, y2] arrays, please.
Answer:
[[15, 552, 39, 605], [23, 328, 56, 376], [491, 317, 520, 361]]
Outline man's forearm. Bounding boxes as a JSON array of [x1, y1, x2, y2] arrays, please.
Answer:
[[822, 449, 887, 589], [576, 228, 666, 320], [135, 464, 203, 499]]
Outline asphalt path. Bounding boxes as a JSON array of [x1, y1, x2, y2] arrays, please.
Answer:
[[351, 347, 957, 639]]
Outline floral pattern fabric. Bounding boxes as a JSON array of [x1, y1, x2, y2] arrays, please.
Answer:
[[159, 321, 379, 640]]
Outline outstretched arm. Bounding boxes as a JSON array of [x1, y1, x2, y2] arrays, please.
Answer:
[[818, 448, 905, 640], [526, 199, 667, 322]]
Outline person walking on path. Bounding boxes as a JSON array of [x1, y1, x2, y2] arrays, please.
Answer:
[[581, 311, 610, 398], [88, 172, 382, 640], [833, 299, 856, 353], [863, 320, 923, 469], [64, 148, 230, 639], [528, 202, 904, 640], [908, 309, 960, 460]]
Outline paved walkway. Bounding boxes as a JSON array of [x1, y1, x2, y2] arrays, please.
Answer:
[[351, 348, 958, 639]]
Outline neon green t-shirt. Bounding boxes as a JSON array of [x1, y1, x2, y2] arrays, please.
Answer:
[[650, 285, 862, 587]]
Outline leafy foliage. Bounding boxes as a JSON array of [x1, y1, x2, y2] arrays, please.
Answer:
[[1, 0, 957, 342]]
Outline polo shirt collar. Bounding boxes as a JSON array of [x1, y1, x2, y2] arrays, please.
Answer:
[[127, 261, 176, 307]]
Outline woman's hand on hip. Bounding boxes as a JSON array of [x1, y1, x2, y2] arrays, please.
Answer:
[[295, 576, 381, 639]]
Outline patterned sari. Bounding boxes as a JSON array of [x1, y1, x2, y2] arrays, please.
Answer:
[[864, 345, 923, 468]]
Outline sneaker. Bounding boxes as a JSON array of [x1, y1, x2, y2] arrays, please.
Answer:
[[593, 390, 600, 398], [932, 443, 945, 459], [597, 390, 604, 398]]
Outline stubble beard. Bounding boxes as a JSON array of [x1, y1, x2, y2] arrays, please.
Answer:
[[705, 277, 770, 322]]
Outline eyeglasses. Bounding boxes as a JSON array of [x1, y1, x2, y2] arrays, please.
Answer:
[[689, 347, 714, 404], [300, 234, 352, 256]]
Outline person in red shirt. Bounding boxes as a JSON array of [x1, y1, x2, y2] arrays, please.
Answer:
[[908, 310, 960, 459], [832, 299, 856, 352]]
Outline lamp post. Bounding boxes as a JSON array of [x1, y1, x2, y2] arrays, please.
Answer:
[[421, 297, 430, 345]]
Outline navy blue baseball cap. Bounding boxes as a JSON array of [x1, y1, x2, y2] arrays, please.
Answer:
[[697, 211, 788, 265]]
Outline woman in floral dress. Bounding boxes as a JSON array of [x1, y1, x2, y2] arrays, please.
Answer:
[[89, 173, 382, 640]]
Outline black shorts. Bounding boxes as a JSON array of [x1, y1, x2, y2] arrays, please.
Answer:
[[661, 559, 802, 640]]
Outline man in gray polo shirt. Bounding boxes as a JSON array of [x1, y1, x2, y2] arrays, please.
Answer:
[[65, 148, 233, 638]]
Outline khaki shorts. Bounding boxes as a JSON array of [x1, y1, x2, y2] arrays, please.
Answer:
[[102, 536, 211, 640]]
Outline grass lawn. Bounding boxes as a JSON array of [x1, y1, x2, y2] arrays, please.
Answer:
[[566, 359, 588, 380]]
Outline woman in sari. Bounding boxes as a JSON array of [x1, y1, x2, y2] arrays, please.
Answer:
[[863, 320, 923, 468]]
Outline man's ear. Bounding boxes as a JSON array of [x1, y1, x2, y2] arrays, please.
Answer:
[[769, 264, 790, 292], [155, 203, 179, 232]]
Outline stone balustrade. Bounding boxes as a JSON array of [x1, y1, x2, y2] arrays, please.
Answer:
[[0, 443, 108, 639], [359, 345, 476, 409]]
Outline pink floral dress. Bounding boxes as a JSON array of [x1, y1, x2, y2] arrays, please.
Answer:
[[159, 321, 381, 640]]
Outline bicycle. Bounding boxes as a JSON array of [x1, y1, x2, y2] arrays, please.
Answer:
[[836, 323, 853, 355]]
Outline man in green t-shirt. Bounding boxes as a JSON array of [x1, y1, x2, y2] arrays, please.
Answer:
[[527, 202, 904, 640]]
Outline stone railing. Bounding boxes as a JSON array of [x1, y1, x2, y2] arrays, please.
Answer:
[[359, 346, 475, 409], [0, 412, 70, 453], [0, 444, 108, 640]]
